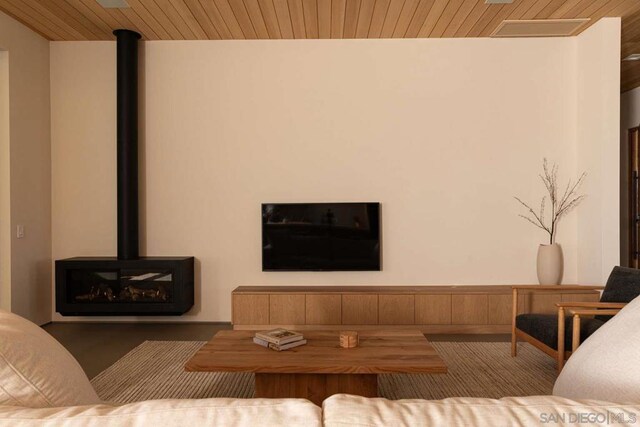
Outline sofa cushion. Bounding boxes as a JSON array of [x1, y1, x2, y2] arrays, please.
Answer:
[[0, 309, 101, 408], [516, 313, 605, 350], [553, 295, 640, 403], [0, 397, 322, 427], [322, 394, 640, 427]]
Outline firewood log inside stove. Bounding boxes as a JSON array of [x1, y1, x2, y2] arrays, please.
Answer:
[[75, 284, 115, 302], [120, 284, 169, 301]]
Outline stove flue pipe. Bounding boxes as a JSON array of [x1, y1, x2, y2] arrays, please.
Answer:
[[114, 29, 141, 260]]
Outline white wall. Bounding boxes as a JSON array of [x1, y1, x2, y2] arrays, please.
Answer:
[[620, 85, 640, 267], [0, 11, 52, 325], [576, 18, 621, 285], [50, 20, 621, 322]]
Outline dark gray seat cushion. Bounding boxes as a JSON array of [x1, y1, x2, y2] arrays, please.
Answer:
[[516, 313, 605, 350]]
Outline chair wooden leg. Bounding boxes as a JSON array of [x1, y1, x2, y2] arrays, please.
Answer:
[[557, 307, 565, 372], [572, 314, 581, 352], [511, 288, 518, 357]]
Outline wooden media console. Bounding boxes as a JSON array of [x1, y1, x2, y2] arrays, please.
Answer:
[[231, 285, 600, 333]]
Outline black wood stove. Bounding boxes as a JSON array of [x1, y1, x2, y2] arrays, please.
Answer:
[[56, 30, 194, 316]]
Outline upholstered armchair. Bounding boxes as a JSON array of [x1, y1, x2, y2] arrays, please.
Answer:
[[511, 266, 640, 371]]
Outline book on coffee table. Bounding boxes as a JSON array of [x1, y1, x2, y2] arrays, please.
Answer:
[[253, 337, 270, 348], [255, 328, 304, 346], [253, 336, 307, 351], [268, 339, 307, 351]]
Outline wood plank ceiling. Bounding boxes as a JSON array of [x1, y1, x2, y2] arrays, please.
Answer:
[[1, 0, 640, 91], [622, 8, 640, 91]]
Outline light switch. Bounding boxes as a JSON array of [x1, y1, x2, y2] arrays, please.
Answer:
[[16, 225, 24, 239]]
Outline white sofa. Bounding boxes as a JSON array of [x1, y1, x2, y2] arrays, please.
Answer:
[[1, 299, 639, 427]]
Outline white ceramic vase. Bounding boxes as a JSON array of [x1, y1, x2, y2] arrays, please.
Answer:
[[537, 243, 563, 285]]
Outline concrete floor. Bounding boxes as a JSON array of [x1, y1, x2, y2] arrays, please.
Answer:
[[44, 322, 231, 378], [43, 322, 510, 379]]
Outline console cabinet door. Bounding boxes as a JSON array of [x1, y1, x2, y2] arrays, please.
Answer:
[[379, 295, 415, 324], [270, 294, 306, 324], [342, 295, 378, 325], [233, 295, 269, 325], [415, 295, 452, 325], [487, 294, 512, 325], [306, 295, 342, 324], [451, 295, 488, 324]]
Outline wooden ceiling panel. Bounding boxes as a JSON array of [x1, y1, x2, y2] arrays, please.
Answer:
[[521, 0, 554, 19], [228, 0, 258, 38], [507, 0, 540, 19], [355, 0, 375, 37], [453, 1, 490, 36], [430, 0, 467, 37], [535, 0, 565, 18], [273, 0, 294, 38], [180, 0, 221, 38], [244, 0, 270, 38], [35, 0, 105, 39], [392, 0, 420, 37], [115, 5, 160, 39], [303, 0, 319, 37], [467, 4, 504, 36], [258, 0, 282, 37], [0, 0, 62, 39], [379, 0, 404, 37], [575, 0, 611, 19], [213, 0, 245, 38], [419, 0, 450, 38], [2, 0, 640, 91], [367, 0, 390, 37], [161, 0, 205, 39], [440, 0, 478, 36], [288, 0, 306, 38], [317, 0, 331, 37], [328, 0, 344, 37], [406, 0, 436, 38], [343, 0, 361, 38]]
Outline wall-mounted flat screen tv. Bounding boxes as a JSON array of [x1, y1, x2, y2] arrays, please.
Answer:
[[262, 202, 381, 271]]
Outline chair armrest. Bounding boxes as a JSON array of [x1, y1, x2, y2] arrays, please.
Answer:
[[556, 302, 626, 309], [512, 285, 604, 292], [568, 309, 622, 316], [568, 308, 621, 352]]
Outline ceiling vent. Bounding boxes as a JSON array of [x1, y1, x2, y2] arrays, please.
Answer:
[[96, 0, 130, 8], [491, 19, 590, 37]]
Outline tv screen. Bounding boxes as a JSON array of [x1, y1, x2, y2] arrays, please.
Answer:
[[262, 202, 381, 271]]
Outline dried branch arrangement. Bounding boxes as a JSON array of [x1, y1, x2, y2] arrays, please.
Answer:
[[514, 159, 586, 245]]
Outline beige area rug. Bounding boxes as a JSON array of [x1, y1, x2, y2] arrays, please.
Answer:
[[91, 341, 557, 403]]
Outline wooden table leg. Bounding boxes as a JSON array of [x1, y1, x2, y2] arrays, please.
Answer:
[[255, 373, 378, 406]]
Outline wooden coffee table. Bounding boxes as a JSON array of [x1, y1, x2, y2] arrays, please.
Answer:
[[185, 329, 447, 405]]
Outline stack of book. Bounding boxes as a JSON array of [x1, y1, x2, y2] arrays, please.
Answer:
[[253, 328, 307, 351]]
